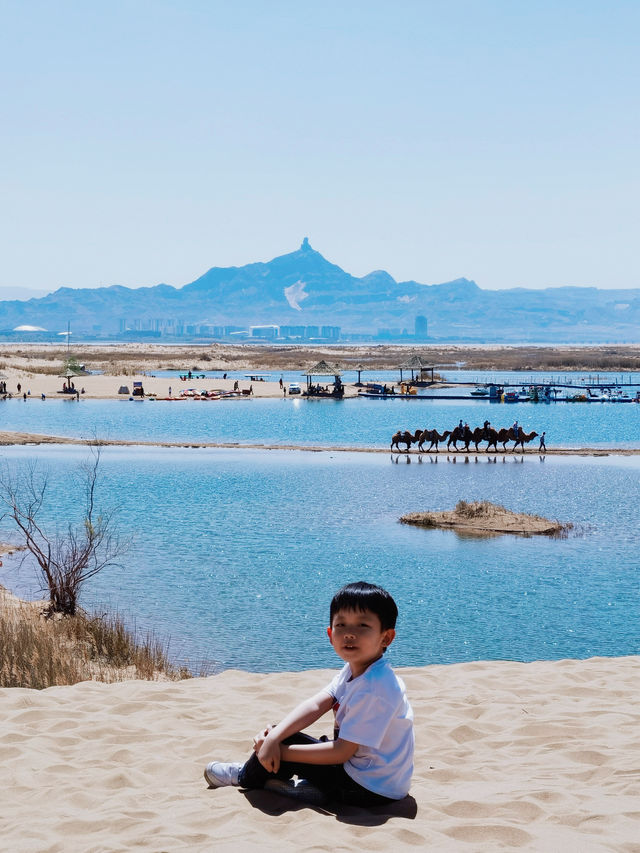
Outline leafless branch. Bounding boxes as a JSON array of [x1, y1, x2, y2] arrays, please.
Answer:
[[0, 446, 128, 616]]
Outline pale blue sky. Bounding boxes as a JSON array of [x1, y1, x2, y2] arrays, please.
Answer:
[[1, 0, 638, 292]]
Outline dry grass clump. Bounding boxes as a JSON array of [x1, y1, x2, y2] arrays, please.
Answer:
[[0, 596, 191, 689], [454, 500, 505, 517]]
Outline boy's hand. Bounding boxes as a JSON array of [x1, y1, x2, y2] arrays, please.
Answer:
[[252, 724, 276, 754], [257, 734, 282, 774]]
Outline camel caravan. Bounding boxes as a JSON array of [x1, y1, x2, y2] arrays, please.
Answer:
[[391, 421, 540, 453]]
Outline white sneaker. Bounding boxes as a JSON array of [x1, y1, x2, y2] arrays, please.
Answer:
[[204, 761, 242, 788]]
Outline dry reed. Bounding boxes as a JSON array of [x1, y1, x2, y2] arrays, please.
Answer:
[[0, 595, 191, 689]]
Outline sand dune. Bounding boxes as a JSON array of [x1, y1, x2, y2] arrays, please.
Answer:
[[2, 657, 639, 851]]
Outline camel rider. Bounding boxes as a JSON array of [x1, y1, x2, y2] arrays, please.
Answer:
[[458, 419, 463, 431], [513, 420, 519, 439]]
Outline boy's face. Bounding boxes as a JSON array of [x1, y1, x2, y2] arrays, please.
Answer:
[[327, 608, 395, 677]]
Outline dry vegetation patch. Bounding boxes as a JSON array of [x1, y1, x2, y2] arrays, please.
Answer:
[[2, 343, 640, 375], [400, 500, 571, 538], [0, 586, 190, 688]]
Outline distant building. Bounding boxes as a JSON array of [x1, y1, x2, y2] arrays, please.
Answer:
[[279, 325, 307, 339], [376, 328, 401, 340], [415, 315, 428, 339], [320, 326, 340, 340], [250, 325, 279, 339]]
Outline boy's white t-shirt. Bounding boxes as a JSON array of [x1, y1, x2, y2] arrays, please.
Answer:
[[324, 657, 414, 799]]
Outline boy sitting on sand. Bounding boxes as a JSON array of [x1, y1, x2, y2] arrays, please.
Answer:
[[204, 581, 414, 807]]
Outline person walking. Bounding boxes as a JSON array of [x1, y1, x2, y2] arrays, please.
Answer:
[[539, 431, 547, 452]]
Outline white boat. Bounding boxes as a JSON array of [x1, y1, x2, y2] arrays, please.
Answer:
[[470, 387, 489, 397], [609, 389, 633, 402]]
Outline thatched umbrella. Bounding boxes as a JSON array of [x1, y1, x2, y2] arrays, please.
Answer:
[[58, 367, 82, 393], [354, 364, 366, 386]]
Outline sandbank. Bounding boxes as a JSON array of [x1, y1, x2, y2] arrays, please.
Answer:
[[1, 657, 638, 851], [400, 501, 569, 537], [1, 431, 639, 457]]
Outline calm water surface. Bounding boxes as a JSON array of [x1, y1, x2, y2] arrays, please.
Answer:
[[1, 395, 639, 448], [0, 445, 638, 672]]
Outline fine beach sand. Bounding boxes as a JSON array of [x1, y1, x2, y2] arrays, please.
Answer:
[[2, 657, 639, 852]]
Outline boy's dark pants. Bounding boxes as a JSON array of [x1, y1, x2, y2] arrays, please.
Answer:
[[238, 732, 394, 808]]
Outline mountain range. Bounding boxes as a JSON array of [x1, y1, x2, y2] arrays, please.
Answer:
[[1, 238, 638, 342]]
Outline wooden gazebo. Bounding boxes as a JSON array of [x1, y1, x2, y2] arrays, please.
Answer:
[[304, 360, 344, 397], [399, 355, 435, 384]]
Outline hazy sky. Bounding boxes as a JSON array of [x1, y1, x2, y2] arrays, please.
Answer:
[[1, 0, 638, 292]]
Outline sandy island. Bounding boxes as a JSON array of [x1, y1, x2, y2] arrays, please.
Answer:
[[400, 501, 571, 537]]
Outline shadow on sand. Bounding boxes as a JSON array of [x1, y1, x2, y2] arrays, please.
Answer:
[[242, 788, 418, 826]]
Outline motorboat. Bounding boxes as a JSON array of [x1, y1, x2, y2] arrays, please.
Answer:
[[587, 389, 609, 402], [470, 386, 489, 397]]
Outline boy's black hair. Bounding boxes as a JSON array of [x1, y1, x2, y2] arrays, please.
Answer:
[[330, 581, 398, 630]]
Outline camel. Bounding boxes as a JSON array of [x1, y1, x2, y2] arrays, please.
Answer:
[[485, 427, 538, 452], [417, 428, 451, 452], [469, 424, 492, 451], [511, 428, 538, 452], [447, 425, 473, 451], [484, 427, 500, 452], [391, 429, 422, 452]]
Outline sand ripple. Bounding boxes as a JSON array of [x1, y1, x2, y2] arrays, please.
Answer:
[[1, 658, 639, 851]]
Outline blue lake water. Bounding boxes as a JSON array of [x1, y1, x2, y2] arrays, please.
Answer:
[[1, 395, 639, 448], [0, 445, 638, 672]]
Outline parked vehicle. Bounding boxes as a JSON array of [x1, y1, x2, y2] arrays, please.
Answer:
[[288, 382, 301, 395]]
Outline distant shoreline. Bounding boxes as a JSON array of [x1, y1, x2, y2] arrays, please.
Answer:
[[0, 341, 638, 404], [2, 341, 640, 375]]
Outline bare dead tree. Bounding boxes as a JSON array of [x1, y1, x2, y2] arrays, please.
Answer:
[[0, 445, 127, 616]]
